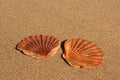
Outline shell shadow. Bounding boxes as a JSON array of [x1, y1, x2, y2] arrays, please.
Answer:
[[60, 40, 66, 53], [60, 40, 71, 66], [15, 44, 25, 55]]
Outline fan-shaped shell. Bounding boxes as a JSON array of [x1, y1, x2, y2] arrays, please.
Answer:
[[63, 39, 103, 68], [17, 35, 60, 59]]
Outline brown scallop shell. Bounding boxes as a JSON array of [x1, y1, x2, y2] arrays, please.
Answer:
[[17, 35, 60, 59], [63, 39, 103, 68]]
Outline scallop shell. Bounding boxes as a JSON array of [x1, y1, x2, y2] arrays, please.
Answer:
[[17, 35, 60, 59], [63, 39, 103, 68]]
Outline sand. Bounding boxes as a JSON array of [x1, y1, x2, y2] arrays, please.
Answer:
[[0, 0, 120, 80]]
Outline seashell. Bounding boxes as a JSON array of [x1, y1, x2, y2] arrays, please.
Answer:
[[17, 35, 60, 59], [63, 39, 103, 68]]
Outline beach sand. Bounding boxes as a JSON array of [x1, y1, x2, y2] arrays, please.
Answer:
[[0, 0, 120, 80]]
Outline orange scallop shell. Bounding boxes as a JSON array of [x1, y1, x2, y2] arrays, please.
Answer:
[[17, 35, 60, 59], [63, 39, 103, 68]]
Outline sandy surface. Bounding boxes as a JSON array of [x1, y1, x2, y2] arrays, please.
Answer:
[[0, 0, 120, 80]]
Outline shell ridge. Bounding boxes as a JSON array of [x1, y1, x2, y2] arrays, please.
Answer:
[[25, 43, 33, 50], [49, 39, 59, 50], [44, 36, 47, 49], [52, 40, 60, 49], [40, 35, 44, 48], [84, 47, 101, 53], [78, 44, 97, 55], [45, 36, 51, 51], [88, 51, 102, 55], [70, 39, 75, 53], [35, 36, 41, 49], [74, 40, 85, 53], [71, 39, 79, 52], [77, 41, 92, 53], [31, 36, 40, 49], [89, 52, 103, 57], [86, 56, 103, 61], [25, 37, 36, 50], [72, 39, 83, 53], [37, 35, 42, 49], [29, 36, 38, 49], [34, 36, 41, 48], [46, 36, 53, 50], [42, 35, 46, 49], [47, 37, 56, 50], [76, 42, 94, 54]]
